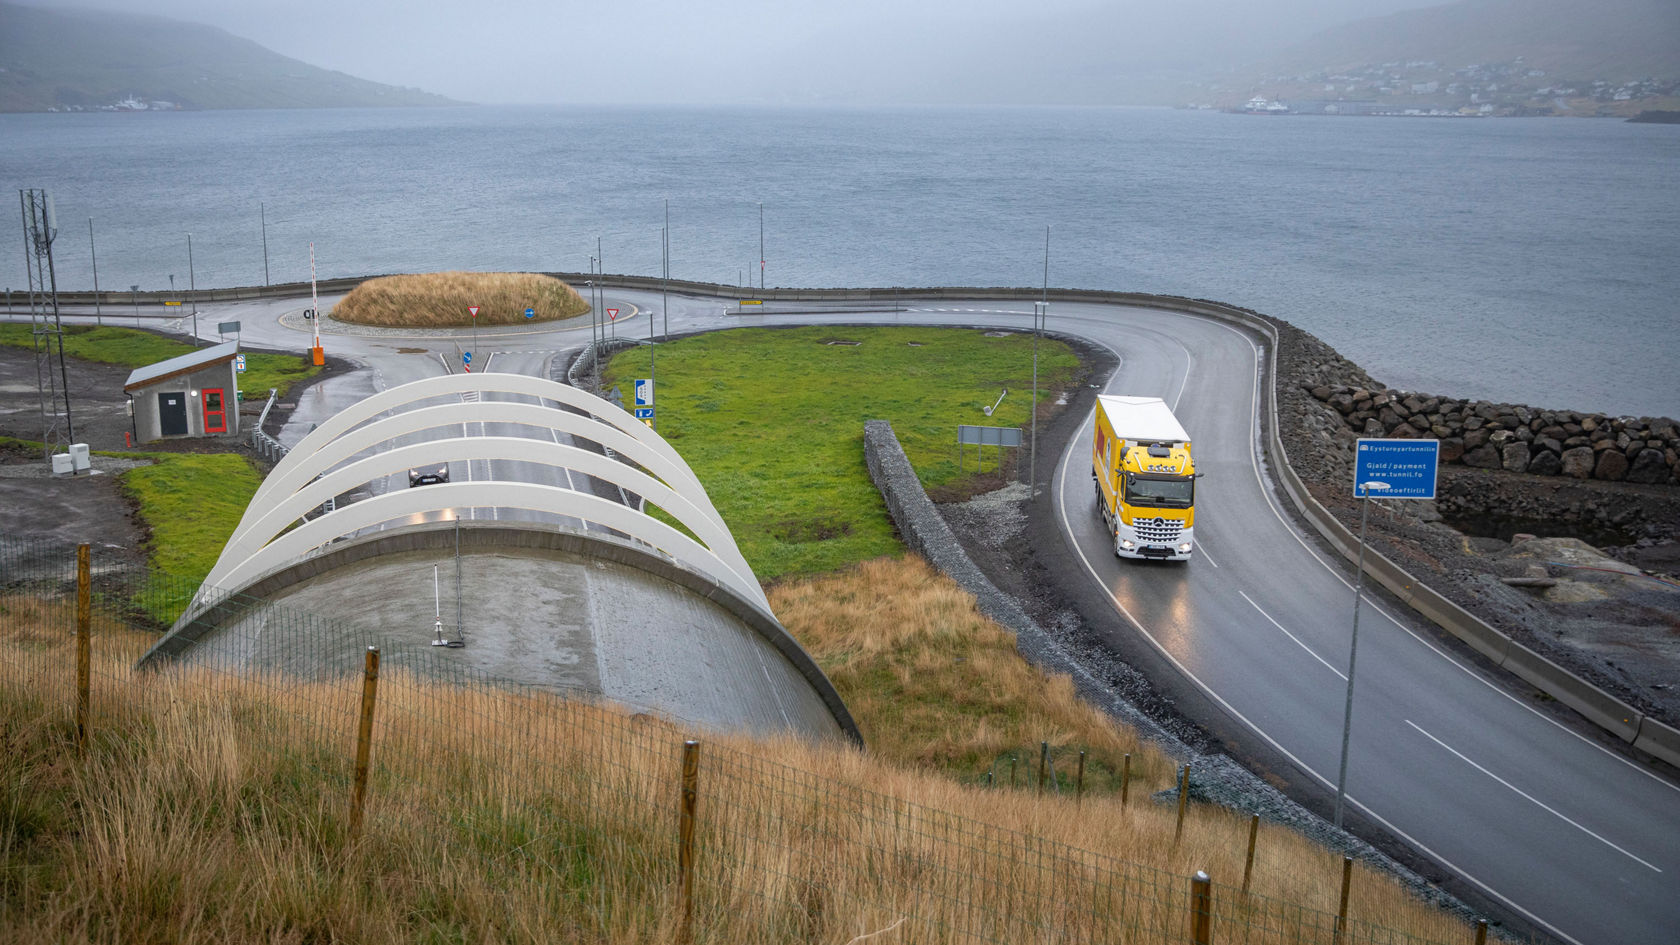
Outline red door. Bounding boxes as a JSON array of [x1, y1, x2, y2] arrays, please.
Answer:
[[202, 388, 227, 434]]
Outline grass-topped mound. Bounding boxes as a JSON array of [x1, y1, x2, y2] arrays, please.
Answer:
[[331, 271, 590, 327]]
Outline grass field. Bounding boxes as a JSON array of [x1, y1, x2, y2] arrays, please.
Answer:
[[0, 585, 1477, 945], [0, 323, 318, 400], [605, 326, 1080, 580], [332, 271, 589, 327]]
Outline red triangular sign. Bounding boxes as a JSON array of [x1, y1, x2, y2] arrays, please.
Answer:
[[608, 308, 619, 321], [468, 306, 480, 318]]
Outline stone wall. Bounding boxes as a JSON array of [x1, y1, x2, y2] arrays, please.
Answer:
[[1307, 386, 1680, 487]]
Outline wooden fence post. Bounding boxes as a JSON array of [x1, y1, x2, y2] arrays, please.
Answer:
[[1037, 741, 1048, 795], [1333, 855, 1353, 943], [1075, 750, 1086, 804], [1241, 814, 1259, 895], [1190, 870, 1213, 945], [348, 646, 380, 841], [1174, 764, 1191, 845], [1120, 753, 1131, 808], [75, 543, 90, 752], [679, 739, 700, 943], [1474, 919, 1488, 945]]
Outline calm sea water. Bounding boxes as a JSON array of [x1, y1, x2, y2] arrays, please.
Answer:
[[3, 105, 1677, 418]]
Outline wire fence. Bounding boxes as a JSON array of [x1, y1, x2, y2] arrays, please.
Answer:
[[0, 536, 1483, 944]]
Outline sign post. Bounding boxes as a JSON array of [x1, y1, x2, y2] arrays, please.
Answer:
[[1335, 438, 1439, 828], [468, 305, 479, 374], [634, 378, 654, 424]]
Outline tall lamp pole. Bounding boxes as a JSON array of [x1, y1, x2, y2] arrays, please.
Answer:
[[187, 233, 198, 345], [1031, 225, 1049, 495], [260, 202, 270, 287], [758, 201, 765, 291], [88, 218, 101, 326]]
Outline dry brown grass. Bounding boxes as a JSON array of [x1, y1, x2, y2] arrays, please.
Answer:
[[0, 585, 1478, 944], [332, 271, 590, 327]]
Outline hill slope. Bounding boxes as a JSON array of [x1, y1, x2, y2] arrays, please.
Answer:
[[1266, 0, 1679, 81], [0, 2, 461, 112]]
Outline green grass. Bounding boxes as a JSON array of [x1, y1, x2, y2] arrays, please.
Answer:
[[0, 324, 318, 400], [604, 326, 1079, 580], [120, 452, 264, 621]]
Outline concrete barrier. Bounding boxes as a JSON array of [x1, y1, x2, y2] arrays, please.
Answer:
[[1635, 716, 1680, 763]]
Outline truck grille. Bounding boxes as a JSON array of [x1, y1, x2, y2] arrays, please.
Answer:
[[1133, 517, 1183, 543]]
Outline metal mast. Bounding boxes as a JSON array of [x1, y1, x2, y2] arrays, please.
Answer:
[[18, 189, 74, 463]]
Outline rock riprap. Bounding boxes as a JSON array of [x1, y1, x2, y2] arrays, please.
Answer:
[[1306, 386, 1679, 486]]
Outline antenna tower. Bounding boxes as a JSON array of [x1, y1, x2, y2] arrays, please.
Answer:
[[18, 189, 75, 463]]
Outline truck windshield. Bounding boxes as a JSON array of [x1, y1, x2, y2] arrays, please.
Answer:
[[1125, 475, 1193, 508]]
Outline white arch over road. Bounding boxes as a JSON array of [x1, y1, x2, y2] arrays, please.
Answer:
[[203, 373, 767, 611]]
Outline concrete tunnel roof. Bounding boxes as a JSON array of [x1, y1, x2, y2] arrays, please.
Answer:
[[138, 372, 859, 744]]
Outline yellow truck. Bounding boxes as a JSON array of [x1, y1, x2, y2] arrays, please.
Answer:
[[1091, 395, 1197, 561]]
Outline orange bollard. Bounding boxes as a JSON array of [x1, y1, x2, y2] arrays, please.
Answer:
[[311, 345, 325, 366]]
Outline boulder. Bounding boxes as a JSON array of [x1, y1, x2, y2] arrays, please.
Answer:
[[1626, 449, 1670, 485], [1464, 429, 1490, 449], [1560, 446, 1596, 479], [1463, 445, 1503, 469], [1537, 436, 1563, 454], [1439, 438, 1466, 463], [1593, 449, 1629, 481], [1528, 449, 1563, 476], [1363, 418, 1385, 436], [1502, 442, 1531, 473], [1311, 386, 1333, 401]]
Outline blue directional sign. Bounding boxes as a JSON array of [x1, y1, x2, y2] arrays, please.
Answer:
[[1353, 438, 1439, 499], [635, 378, 654, 407], [462, 351, 472, 364], [524, 307, 535, 319], [634, 407, 655, 420]]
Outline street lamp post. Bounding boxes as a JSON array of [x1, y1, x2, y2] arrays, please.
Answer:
[[131, 284, 140, 326], [88, 218, 102, 326], [187, 233, 198, 345], [260, 202, 270, 287]]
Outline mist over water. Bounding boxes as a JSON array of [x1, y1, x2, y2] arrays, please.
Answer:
[[3, 105, 1676, 418]]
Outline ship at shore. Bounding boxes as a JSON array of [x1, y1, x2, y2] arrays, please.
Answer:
[[1241, 96, 1291, 114]]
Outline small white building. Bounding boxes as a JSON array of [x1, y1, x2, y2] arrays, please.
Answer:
[[124, 341, 241, 443]]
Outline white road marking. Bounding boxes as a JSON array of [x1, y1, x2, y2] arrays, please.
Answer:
[[1201, 318, 1680, 796], [1239, 590, 1345, 680], [1406, 720, 1662, 873], [1048, 324, 1586, 944]]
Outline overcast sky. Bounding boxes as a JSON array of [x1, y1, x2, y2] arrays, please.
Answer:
[[30, 0, 1450, 104]]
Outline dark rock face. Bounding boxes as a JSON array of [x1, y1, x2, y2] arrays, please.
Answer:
[[1528, 450, 1563, 477], [1593, 449, 1629, 482], [1463, 445, 1503, 469], [1561, 447, 1595, 479], [1628, 449, 1670, 484], [1502, 442, 1531, 473]]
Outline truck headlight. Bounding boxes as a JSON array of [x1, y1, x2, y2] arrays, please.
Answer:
[[1178, 543, 1193, 554], [1120, 540, 1136, 550]]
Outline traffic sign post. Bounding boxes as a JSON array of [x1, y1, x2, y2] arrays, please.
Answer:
[[462, 351, 472, 373], [1335, 438, 1440, 829], [634, 407, 655, 420], [634, 378, 654, 408], [524, 307, 535, 319]]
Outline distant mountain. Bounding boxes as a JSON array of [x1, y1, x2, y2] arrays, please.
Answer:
[[1260, 0, 1679, 83], [0, 2, 462, 112]]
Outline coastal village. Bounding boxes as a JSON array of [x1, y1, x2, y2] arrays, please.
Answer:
[[1196, 58, 1680, 117]]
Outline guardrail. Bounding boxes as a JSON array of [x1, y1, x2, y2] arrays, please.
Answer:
[[251, 388, 287, 462]]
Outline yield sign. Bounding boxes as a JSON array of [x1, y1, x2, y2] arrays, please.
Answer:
[[608, 308, 620, 321], [468, 306, 480, 318]]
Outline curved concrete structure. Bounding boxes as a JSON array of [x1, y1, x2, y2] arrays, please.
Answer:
[[141, 372, 858, 744]]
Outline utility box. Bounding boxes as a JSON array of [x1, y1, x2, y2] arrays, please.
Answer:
[[69, 443, 90, 471], [123, 341, 242, 444], [51, 453, 73, 475]]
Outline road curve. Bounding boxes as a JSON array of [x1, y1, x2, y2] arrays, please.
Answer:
[[37, 286, 1678, 944]]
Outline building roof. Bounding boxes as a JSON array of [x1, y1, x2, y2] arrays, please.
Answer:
[[124, 340, 239, 392]]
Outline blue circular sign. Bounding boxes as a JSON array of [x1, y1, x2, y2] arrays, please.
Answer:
[[462, 351, 472, 364], [524, 307, 535, 319]]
